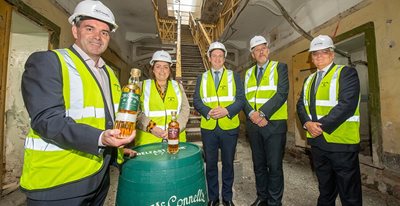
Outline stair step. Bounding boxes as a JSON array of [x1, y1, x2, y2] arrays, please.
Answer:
[[189, 115, 201, 120], [182, 72, 202, 74], [181, 76, 198, 79], [186, 127, 201, 132], [184, 88, 195, 92]]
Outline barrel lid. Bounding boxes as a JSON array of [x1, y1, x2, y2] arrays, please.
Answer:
[[122, 142, 202, 170]]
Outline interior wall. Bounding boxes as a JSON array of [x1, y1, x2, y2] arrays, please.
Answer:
[[268, 0, 400, 165], [5, 32, 48, 186]]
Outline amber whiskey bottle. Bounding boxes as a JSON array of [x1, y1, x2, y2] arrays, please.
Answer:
[[114, 68, 141, 138], [167, 111, 179, 154]]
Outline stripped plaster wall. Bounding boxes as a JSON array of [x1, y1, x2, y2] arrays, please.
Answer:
[[5, 33, 48, 186]]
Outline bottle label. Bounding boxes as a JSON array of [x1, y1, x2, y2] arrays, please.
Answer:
[[168, 128, 179, 139], [119, 92, 139, 111], [115, 113, 137, 122], [168, 139, 179, 145]]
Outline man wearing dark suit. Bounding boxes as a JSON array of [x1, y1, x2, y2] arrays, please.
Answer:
[[243, 36, 289, 206], [296, 35, 362, 206], [20, 1, 135, 205], [193, 42, 245, 206]]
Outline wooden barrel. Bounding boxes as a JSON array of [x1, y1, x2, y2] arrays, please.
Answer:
[[116, 142, 208, 205]]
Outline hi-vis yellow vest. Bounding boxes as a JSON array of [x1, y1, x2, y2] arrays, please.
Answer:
[[199, 68, 239, 130], [135, 79, 186, 146], [20, 49, 122, 191], [302, 65, 360, 144], [244, 61, 287, 120]]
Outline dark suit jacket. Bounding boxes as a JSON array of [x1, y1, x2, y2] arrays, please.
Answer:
[[296, 63, 360, 152], [193, 69, 245, 131], [21, 47, 115, 199], [244, 62, 289, 134]]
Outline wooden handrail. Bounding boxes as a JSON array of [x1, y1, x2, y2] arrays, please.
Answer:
[[176, 11, 182, 79], [198, 22, 212, 45]]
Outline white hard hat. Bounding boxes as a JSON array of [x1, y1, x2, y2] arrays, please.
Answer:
[[309, 35, 335, 52], [68, 0, 118, 32], [249, 36, 268, 52], [207, 42, 227, 58], [150, 50, 173, 66]]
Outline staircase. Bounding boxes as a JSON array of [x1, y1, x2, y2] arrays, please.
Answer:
[[180, 25, 204, 143]]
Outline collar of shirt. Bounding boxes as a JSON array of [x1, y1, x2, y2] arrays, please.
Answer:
[[72, 44, 105, 69], [317, 62, 333, 77], [257, 60, 269, 71], [211, 67, 223, 81], [211, 67, 224, 73]]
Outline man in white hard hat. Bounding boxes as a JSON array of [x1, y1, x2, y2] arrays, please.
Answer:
[[297, 35, 362, 205], [193, 42, 245, 206], [20, 0, 135, 205], [243, 36, 289, 206]]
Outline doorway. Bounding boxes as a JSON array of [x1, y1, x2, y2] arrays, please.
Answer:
[[0, 0, 59, 195], [334, 22, 382, 167], [2, 10, 49, 194], [335, 34, 370, 156]]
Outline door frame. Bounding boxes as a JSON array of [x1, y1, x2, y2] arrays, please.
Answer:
[[6, 0, 60, 49], [0, 0, 60, 192], [0, 0, 12, 193], [334, 22, 382, 168]]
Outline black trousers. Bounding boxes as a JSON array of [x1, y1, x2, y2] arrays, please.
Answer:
[[248, 127, 286, 206], [27, 170, 110, 206], [311, 146, 362, 206], [201, 126, 238, 202]]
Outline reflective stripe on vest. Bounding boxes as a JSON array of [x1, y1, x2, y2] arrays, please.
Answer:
[[244, 61, 287, 120], [135, 79, 186, 146], [302, 65, 360, 144], [20, 49, 122, 190], [199, 69, 239, 130], [201, 70, 234, 103], [143, 80, 182, 117], [24, 137, 63, 151]]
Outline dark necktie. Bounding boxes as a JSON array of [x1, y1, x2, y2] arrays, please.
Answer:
[[314, 71, 324, 93], [257, 67, 263, 85], [214, 71, 220, 88]]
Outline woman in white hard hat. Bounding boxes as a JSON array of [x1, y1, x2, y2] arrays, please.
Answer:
[[135, 50, 190, 146]]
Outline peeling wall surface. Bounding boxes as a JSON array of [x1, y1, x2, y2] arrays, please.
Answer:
[[267, 0, 400, 167], [5, 33, 48, 185]]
